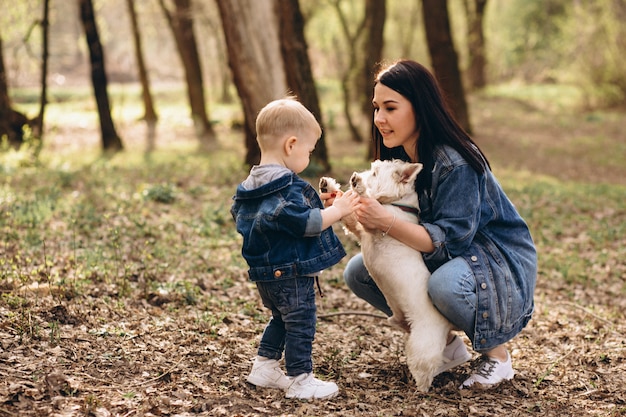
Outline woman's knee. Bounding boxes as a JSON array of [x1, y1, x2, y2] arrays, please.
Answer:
[[343, 254, 365, 290]]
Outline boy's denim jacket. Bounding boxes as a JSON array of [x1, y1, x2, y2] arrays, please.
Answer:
[[418, 145, 537, 352], [231, 173, 346, 281]]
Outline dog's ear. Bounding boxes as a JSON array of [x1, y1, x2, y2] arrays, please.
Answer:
[[399, 163, 423, 184]]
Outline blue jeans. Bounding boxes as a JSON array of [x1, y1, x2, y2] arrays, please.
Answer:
[[344, 254, 478, 344], [255, 276, 317, 376]]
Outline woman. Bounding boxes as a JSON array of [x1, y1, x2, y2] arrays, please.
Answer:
[[338, 60, 537, 389]]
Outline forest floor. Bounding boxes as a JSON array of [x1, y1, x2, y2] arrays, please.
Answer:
[[1, 87, 626, 417]]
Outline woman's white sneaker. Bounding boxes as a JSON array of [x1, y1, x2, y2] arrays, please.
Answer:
[[246, 356, 291, 389], [460, 351, 514, 389], [285, 373, 339, 400], [435, 335, 472, 375]]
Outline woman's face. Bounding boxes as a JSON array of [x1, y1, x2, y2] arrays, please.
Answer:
[[372, 83, 419, 161]]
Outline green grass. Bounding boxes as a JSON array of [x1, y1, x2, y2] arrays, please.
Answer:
[[2, 82, 625, 312]]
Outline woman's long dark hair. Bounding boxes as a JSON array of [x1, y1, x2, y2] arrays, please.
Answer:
[[372, 60, 490, 193]]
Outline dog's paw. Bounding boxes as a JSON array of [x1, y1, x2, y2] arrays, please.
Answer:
[[350, 172, 367, 196], [319, 177, 341, 194]]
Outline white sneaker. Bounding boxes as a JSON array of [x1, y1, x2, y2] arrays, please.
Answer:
[[435, 335, 472, 375], [459, 351, 514, 389], [246, 356, 291, 389], [285, 373, 339, 400]]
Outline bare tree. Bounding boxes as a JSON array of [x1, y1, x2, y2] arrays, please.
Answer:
[[276, 0, 330, 173], [0, 35, 30, 149], [158, 0, 217, 150], [330, 0, 366, 143], [216, 0, 287, 166], [126, 0, 158, 152], [422, 0, 472, 133], [78, 0, 123, 152], [463, 0, 488, 90]]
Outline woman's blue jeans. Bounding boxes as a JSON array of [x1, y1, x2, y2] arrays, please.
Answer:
[[255, 276, 316, 376], [343, 253, 478, 343]]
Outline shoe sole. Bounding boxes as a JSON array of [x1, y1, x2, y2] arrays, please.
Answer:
[[246, 375, 290, 390], [286, 391, 339, 400], [435, 352, 472, 376]]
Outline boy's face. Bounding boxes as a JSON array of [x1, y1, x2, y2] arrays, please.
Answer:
[[285, 130, 319, 174]]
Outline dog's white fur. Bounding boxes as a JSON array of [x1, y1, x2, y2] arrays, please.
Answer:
[[320, 160, 452, 392]]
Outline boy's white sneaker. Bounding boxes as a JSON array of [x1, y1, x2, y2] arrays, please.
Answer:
[[460, 351, 514, 389], [285, 373, 339, 400], [246, 356, 291, 390], [435, 335, 472, 375]]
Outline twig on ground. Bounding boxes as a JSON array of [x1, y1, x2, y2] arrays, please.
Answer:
[[534, 346, 576, 387], [318, 310, 387, 319], [132, 357, 186, 387]]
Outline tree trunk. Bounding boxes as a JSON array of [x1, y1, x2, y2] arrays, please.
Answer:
[[422, 0, 472, 133], [34, 0, 50, 142], [126, 0, 158, 153], [158, 0, 217, 150], [276, 0, 330, 174], [360, 0, 386, 158], [216, 0, 287, 166], [0, 35, 29, 150], [78, 0, 124, 152], [464, 0, 488, 90]]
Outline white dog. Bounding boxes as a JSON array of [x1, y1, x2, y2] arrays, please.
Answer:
[[320, 159, 452, 392]]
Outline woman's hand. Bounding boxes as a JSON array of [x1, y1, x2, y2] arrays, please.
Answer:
[[355, 196, 394, 232], [320, 190, 343, 208]]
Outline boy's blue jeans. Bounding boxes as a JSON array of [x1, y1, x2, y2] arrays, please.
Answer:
[[344, 253, 478, 343], [255, 276, 316, 377]]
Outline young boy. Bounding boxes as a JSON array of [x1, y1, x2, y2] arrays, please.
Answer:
[[230, 97, 359, 400]]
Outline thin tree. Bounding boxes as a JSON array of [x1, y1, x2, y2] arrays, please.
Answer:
[[463, 0, 488, 90], [276, 0, 330, 173], [34, 0, 50, 142], [78, 0, 123, 152], [422, 0, 472, 133], [330, 0, 366, 143], [126, 0, 158, 152], [216, 0, 287, 166], [158, 0, 216, 150]]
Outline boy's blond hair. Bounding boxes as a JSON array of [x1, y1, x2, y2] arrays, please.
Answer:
[[256, 97, 321, 150]]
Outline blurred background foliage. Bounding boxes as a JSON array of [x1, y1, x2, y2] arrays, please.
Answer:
[[2, 0, 625, 109]]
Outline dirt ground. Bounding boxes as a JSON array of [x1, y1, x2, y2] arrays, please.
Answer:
[[1, 93, 625, 417]]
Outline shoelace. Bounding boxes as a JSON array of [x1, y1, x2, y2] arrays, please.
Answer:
[[475, 357, 498, 378]]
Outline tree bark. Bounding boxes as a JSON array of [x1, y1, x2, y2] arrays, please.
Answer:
[[159, 0, 217, 150], [0, 35, 29, 149], [78, 0, 124, 152], [464, 0, 488, 90], [361, 0, 385, 158], [276, 0, 330, 173], [422, 0, 472, 133], [216, 0, 287, 166]]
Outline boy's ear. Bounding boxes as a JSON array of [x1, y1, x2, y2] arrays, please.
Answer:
[[284, 136, 297, 154]]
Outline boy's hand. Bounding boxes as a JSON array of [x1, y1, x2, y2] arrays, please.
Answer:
[[332, 189, 359, 217]]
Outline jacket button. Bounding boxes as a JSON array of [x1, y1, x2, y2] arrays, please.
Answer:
[[480, 339, 487, 345], [482, 312, 489, 319], [471, 255, 478, 262], [274, 270, 282, 278], [480, 282, 487, 290]]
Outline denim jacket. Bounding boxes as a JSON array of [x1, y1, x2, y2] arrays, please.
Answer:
[[231, 171, 346, 282], [418, 145, 537, 351]]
